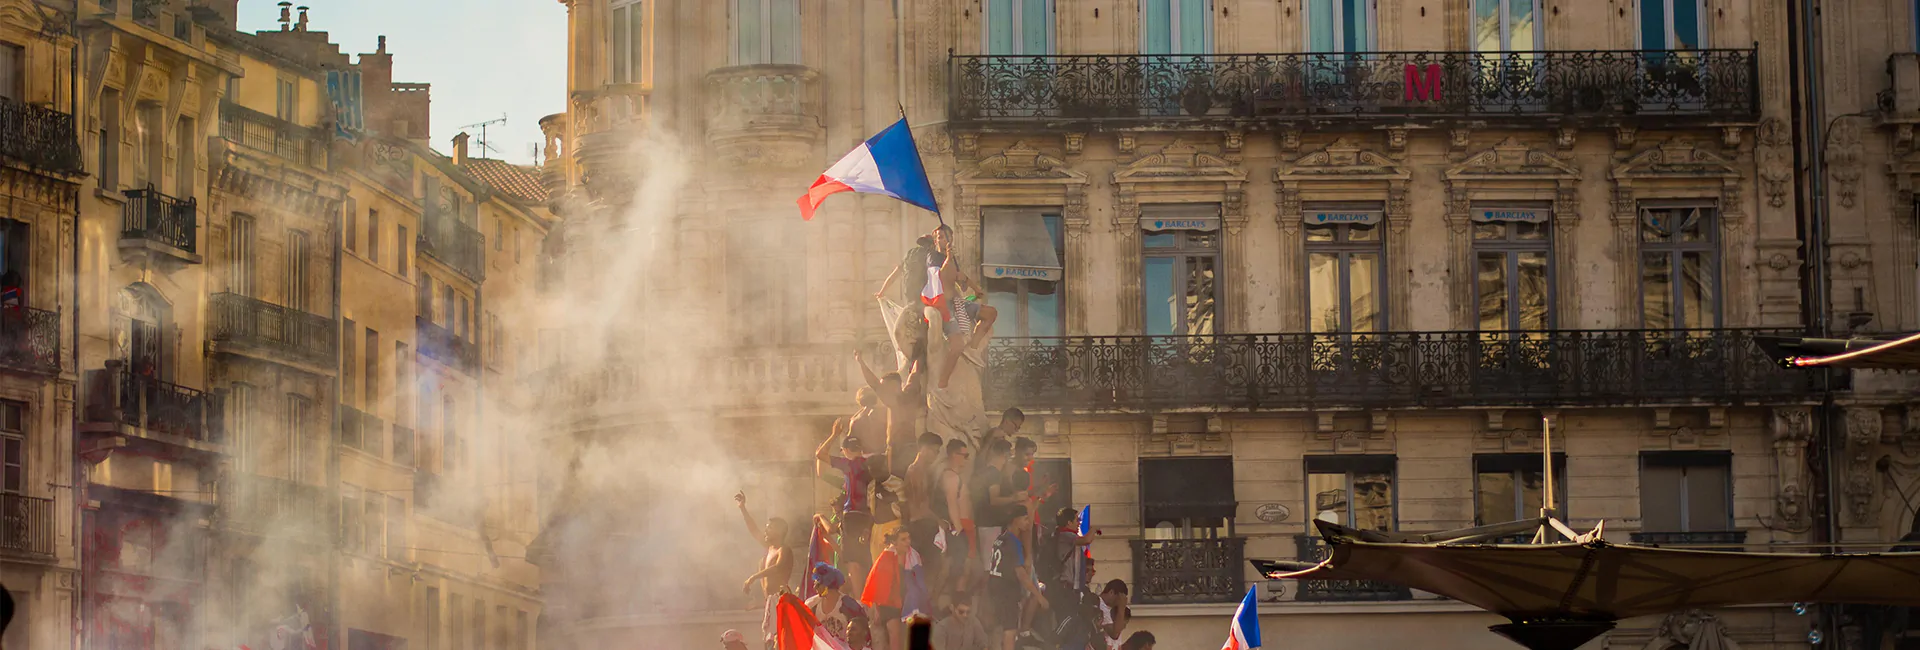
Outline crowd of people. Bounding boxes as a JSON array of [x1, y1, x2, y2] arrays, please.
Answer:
[[728, 226, 1156, 650]]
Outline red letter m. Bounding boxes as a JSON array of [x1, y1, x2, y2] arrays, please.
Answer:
[[1403, 63, 1443, 102]]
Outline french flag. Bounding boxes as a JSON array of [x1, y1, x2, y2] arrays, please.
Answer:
[[1222, 586, 1263, 650], [775, 593, 853, 650], [798, 118, 939, 221], [921, 264, 950, 321], [1072, 505, 1092, 590]]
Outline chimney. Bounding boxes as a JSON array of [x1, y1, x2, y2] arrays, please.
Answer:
[[452, 133, 470, 166], [296, 6, 309, 32], [278, 2, 291, 31], [377, 35, 387, 54]]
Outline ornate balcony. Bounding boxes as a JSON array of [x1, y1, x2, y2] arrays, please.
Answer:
[[120, 186, 199, 261], [0, 492, 54, 557], [1130, 537, 1245, 605], [1628, 530, 1748, 551], [1294, 535, 1412, 602], [0, 96, 82, 173], [985, 328, 1813, 412], [208, 293, 336, 368], [571, 85, 649, 206], [219, 475, 329, 536], [416, 316, 479, 375], [82, 365, 223, 445], [219, 101, 327, 168], [951, 49, 1759, 128], [418, 216, 486, 282], [704, 64, 824, 168], [0, 307, 61, 376]]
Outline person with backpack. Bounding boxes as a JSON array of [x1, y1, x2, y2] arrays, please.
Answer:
[[986, 508, 1046, 650], [1040, 508, 1094, 590]]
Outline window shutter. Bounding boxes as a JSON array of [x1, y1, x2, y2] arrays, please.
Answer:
[[1021, 0, 1053, 55], [1683, 463, 1730, 531], [987, 0, 1015, 54], [735, 0, 766, 64], [1307, 0, 1336, 52], [1141, 0, 1173, 54], [1638, 465, 1685, 531], [771, 0, 802, 64], [1177, 0, 1209, 54]]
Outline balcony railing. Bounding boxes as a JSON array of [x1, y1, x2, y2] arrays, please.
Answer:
[[1629, 530, 1748, 551], [952, 49, 1759, 126], [121, 186, 197, 254], [986, 329, 1813, 412], [0, 307, 60, 376], [705, 64, 823, 139], [208, 293, 336, 366], [83, 366, 222, 443], [1130, 537, 1245, 605], [220, 475, 329, 534], [0, 492, 54, 557], [418, 217, 486, 282], [219, 101, 327, 168], [0, 96, 82, 173], [1294, 535, 1412, 602], [416, 316, 479, 375]]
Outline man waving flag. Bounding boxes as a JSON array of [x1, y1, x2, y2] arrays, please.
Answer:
[[798, 118, 939, 221], [1222, 586, 1263, 650]]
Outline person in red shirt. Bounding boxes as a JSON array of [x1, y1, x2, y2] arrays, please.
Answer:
[[817, 418, 877, 589], [862, 529, 914, 650]]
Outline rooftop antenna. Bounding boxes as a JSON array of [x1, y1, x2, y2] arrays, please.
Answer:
[[459, 114, 508, 158]]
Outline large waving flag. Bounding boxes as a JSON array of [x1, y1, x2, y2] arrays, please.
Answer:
[[775, 593, 853, 650], [798, 118, 938, 220], [1072, 505, 1093, 590], [1222, 586, 1262, 650]]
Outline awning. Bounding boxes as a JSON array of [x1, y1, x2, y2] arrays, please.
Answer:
[[982, 210, 1062, 282], [1141, 456, 1236, 521]]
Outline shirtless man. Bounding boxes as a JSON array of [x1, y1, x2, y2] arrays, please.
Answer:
[[858, 351, 924, 477], [902, 432, 946, 601], [736, 492, 793, 646], [936, 439, 976, 599]]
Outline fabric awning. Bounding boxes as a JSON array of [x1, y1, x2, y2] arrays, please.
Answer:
[[1141, 456, 1236, 521], [982, 210, 1062, 282]]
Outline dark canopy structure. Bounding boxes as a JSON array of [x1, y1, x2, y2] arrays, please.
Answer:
[[1255, 521, 1920, 650], [1755, 332, 1920, 370]]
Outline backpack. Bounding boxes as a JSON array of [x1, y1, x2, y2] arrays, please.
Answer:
[[1038, 527, 1077, 586]]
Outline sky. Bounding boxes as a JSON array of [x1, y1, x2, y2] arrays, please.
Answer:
[[237, 0, 567, 165]]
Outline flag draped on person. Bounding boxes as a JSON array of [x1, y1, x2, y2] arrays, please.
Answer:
[[807, 520, 836, 594], [1222, 586, 1263, 650], [921, 263, 950, 322], [775, 593, 854, 650], [797, 118, 938, 221]]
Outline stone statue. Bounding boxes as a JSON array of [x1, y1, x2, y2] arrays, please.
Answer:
[[923, 304, 990, 448], [1642, 610, 1741, 650]]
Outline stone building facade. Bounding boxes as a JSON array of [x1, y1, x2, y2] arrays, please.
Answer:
[[540, 0, 1920, 650]]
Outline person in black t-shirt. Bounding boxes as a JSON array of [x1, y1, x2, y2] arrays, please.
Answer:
[[985, 508, 1045, 650]]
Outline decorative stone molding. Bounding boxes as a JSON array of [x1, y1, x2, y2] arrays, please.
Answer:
[[1276, 138, 1414, 329], [1441, 138, 1583, 328], [1843, 407, 1883, 526], [1771, 407, 1813, 531], [1141, 414, 1230, 456], [1637, 610, 1743, 650], [1308, 427, 1394, 454], [1608, 140, 1749, 327], [1113, 139, 1249, 332], [1827, 117, 1864, 208], [954, 141, 1091, 317], [1756, 118, 1792, 208]]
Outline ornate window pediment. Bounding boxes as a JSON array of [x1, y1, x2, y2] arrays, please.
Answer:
[[1443, 137, 1580, 181], [1113, 139, 1246, 185], [1276, 138, 1411, 182], [1609, 140, 1740, 181], [957, 140, 1087, 185], [0, 0, 47, 34]]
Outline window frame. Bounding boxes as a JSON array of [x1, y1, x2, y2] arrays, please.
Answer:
[[729, 0, 802, 65], [1471, 0, 1543, 52], [1, 400, 24, 494], [230, 213, 257, 297], [1472, 453, 1567, 526], [1303, 210, 1387, 333], [1141, 225, 1222, 336], [983, 210, 1066, 338], [1304, 455, 1398, 533], [1638, 451, 1734, 533], [610, 0, 646, 84], [285, 229, 310, 311], [1636, 0, 1707, 50], [1304, 0, 1375, 53], [1139, 455, 1234, 540], [1470, 207, 1554, 332], [1636, 202, 1721, 330], [983, 0, 1057, 55]]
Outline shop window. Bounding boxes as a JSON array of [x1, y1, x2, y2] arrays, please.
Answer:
[[1471, 205, 1552, 331], [1141, 205, 1221, 336], [1639, 204, 1719, 329], [982, 209, 1064, 338], [1305, 455, 1395, 532]]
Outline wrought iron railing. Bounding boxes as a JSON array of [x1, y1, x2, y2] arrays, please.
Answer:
[[220, 475, 329, 534], [416, 316, 479, 374], [1629, 530, 1748, 551], [0, 96, 82, 172], [219, 101, 327, 168], [83, 365, 222, 442], [1130, 537, 1245, 605], [951, 49, 1759, 125], [986, 329, 1813, 411], [1294, 535, 1412, 602], [0, 307, 60, 375], [0, 492, 54, 557], [121, 186, 197, 254], [208, 293, 336, 365], [418, 217, 486, 282]]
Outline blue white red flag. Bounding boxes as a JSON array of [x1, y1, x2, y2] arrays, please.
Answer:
[[798, 118, 938, 220], [1072, 505, 1092, 590], [921, 265, 950, 322], [806, 521, 835, 593], [1222, 586, 1262, 650]]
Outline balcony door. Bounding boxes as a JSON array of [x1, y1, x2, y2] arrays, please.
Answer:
[[1141, 0, 1210, 55], [986, 0, 1053, 55], [1472, 0, 1541, 52], [731, 0, 801, 65], [1638, 0, 1705, 50], [1141, 207, 1220, 337], [1305, 0, 1373, 53]]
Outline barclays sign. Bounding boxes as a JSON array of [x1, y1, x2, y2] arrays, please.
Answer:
[[1304, 211, 1383, 226]]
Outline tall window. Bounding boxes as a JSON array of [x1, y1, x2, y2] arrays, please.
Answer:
[[365, 329, 381, 409], [1141, 0, 1210, 54], [368, 210, 382, 264], [1, 401, 23, 494], [344, 199, 358, 252], [1306, 455, 1395, 532], [275, 77, 297, 122], [1304, 206, 1384, 332], [1, 218, 29, 300], [1142, 205, 1220, 336], [730, 0, 801, 65], [230, 214, 256, 297], [1140, 456, 1234, 539], [473, 602, 488, 650], [395, 342, 412, 427], [1305, 0, 1373, 53], [341, 484, 364, 552], [0, 43, 22, 101], [1472, 0, 1540, 51], [424, 588, 441, 650], [1639, 0, 1704, 49], [1639, 452, 1731, 533], [385, 494, 407, 561], [442, 394, 459, 473], [174, 118, 194, 196], [229, 384, 254, 471], [1472, 206, 1552, 331], [397, 224, 409, 277], [99, 90, 120, 190], [286, 394, 312, 483], [985, 0, 1054, 55], [134, 103, 161, 189], [285, 230, 310, 311], [610, 0, 646, 84], [1639, 204, 1719, 329], [982, 209, 1064, 338], [1474, 453, 1566, 525], [342, 319, 358, 408]]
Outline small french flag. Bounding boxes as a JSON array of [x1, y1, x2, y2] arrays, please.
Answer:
[[798, 118, 939, 220], [775, 593, 853, 650], [1222, 586, 1263, 650]]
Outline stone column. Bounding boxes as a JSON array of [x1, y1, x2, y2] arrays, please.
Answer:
[[1610, 183, 1641, 328], [1064, 188, 1091, 336], [1718, 177, 1754, 326], [1115, 189, 1143, 335], [1386, 183, 1412, 330], [1443, 184, 1472, 331], [1222, 189, 1249, 333], [1275, 183, 1303, 329], [1552, 183, 1582, 328]]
